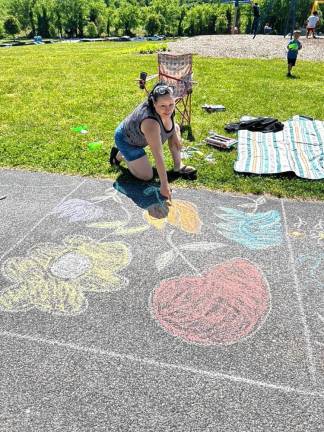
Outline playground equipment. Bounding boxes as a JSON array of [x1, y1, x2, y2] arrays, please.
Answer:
[[286, 0, 323, 37], [311, 1, 324, 13]]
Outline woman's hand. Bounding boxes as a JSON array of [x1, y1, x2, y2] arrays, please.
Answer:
[[160, 183, 172, 201]]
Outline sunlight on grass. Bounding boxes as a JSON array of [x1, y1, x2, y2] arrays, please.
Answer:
[[0, 42, 323, 199]]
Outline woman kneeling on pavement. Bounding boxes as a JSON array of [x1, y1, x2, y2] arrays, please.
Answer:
[[110, 82, 197, 201]]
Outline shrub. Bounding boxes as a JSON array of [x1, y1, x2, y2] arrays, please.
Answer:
[[138, 43, 167, 54], [216, 15, 227, 34], [85, 22, 98, 38], [48, 24, 57, 38], [4, 16, 21, 39], [145, 14, 161, 36], [0, 21, 4, 39]]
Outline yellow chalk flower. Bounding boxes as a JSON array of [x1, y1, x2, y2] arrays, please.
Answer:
[[0, 235, 130, 315]]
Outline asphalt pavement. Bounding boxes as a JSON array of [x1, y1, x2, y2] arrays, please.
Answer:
[[0, 168, 323, 431]]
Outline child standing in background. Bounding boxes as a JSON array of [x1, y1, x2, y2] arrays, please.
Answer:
[[306, 11, 320, 38], [286, 30, 302, 78]]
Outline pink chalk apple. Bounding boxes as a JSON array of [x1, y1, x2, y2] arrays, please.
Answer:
[[150, 258, 270, 345]]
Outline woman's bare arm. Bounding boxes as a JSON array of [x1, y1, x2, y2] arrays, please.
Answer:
[[141, 118, 171, 200]]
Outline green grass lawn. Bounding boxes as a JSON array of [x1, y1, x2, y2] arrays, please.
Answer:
[[0, 41, 323, 200]]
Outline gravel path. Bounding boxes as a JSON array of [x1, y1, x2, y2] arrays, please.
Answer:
[[168, 35, 324, 61]]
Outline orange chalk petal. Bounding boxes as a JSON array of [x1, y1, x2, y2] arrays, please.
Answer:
[[143, 206, 167, 230], [167, 200, 202, 234]]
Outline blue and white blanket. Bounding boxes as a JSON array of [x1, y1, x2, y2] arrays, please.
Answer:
[[234, 116, 324, 180]]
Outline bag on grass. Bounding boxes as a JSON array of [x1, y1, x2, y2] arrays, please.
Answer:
[[225, 117, 284, 133]]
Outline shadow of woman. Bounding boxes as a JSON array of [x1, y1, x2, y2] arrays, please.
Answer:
[[113, 167, 171, 219]]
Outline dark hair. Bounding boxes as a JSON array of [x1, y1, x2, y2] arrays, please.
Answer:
[[148, 82, 174, 110]]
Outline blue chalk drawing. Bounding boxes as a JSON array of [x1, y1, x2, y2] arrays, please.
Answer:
[[113, 181, 167, 209], [216, 207, 283, 250], [296, 252, 324, 287]]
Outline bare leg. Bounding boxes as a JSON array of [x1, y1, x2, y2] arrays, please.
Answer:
[[168, 124, 182, 170], [168, 123, 196, 174], [115, 151, 124, 162], [125, 154, 154, 181]]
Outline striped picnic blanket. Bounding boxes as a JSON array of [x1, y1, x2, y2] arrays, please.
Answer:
[[234, 116, 324, 180]]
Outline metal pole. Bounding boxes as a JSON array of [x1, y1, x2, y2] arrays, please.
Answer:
[[291, 0, 297, 34], [284, 0, 295, 38]]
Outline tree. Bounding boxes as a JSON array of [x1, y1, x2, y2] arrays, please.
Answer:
[[85, 20, 98, 36], [87, 0, 107, 35], [115, 2, 139, 35], [215, 14, 227, 34], [151, 0, 180, 35], [205, 4, 217, 34], [145, 13, 161, 35], [54, 0, 89, 37], [0, 21, 5, 38], [177, 5, 186, 36], [88, 0, 106, 23], [8, 0, 37, 35], [106, 6, 114, 35], [226, 6, 232, 33], [4, 15, 21, 38], [36, 5, 51, 37], [0, 0, 10, 20]]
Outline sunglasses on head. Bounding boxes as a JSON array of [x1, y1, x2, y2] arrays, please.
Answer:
[[152, 85, 173, 96]]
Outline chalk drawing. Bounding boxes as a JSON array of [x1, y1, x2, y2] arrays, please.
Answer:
[[236, 196, 266, 213], [114, 182, 167, 209], [281, 201, 317, 384], [0, 180, 86, 265], [2, 330, 323, 399], [295, 251, 324, 359], [51, 188, 149, 236], [289, 230, 306, 239], [87, 194, 149, 237], [0, 235, 131, 315], [112, 184, 202, 234], [150, 258, 271, 346], [155, 231, 225, 272], [144, 200, 202, 234], [295, 252, 324, 284], [310, 220, 324, 245], [288, 217, 324, 245], [316, 314, 324, 338], [111, 182, 203, 238], [90, 187, 123, 204], [215, 207, 283, 250], [89, 221, 149, 236], [288, 216, 307, 239], [52, 199, 104, 222]]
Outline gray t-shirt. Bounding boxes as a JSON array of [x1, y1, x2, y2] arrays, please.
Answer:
[[121, 101, 175, 147]]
